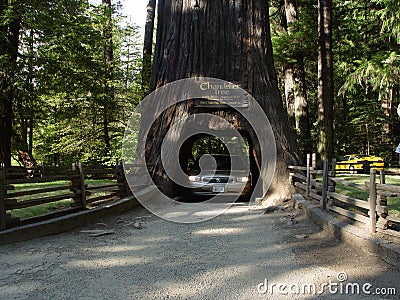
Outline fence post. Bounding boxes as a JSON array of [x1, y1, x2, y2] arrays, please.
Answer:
[[321, 159, 328, 209], [0, 164, 6, 230], [329, 158, 336, 192], [306, 154, 311, 197], [311, 153, 317, 193], [376, 170, 388, 229], [378, 170, 387, 217], [331, 158, 336, 178], [116, 163, 129, 197], [312, 153, 317, 169], [77, 162, 87, 209], [71, 162, 87, 210], [369, 169, 377, 233]]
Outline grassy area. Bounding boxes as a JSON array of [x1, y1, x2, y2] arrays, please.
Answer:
[[334, 175, 400, 218], [7, 179, 117, 220]]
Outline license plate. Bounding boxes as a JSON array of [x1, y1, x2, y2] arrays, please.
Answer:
[[212, 186, 225, 193]]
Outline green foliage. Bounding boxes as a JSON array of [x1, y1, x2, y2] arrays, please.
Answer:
[[3, 0, 144, 166], [374, 0, 400, 44], [339, 52, 400, 95], [271, 0, 317, 68], [270, 0, 318, 154], [271, 0, 400, 161], [334, 0, 400, 160], [7, 0, 400, 167], [191, 136, 249, 160]]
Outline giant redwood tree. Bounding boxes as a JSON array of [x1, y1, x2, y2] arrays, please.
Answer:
[[145, 0, 300, 202]]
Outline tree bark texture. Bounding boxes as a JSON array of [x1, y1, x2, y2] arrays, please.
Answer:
[[0, 1, 21, 167], [284, 67, 296, 128], [142, 0, 156, 94], [102, 0, 113, 154], [283, 0, 312, 154], [317, 0, 334, 160], [146, 0, 300, 201], [0, 0, 9, 166]]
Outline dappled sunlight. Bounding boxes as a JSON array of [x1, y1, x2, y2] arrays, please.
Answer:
[[87, 244, 148, 253], [230, 213, 264, 222], [66, 256, 148, 269], [1, 0, 399, 298], [152, 202, 251, 221], [122, 234, 172, 244], [222, 205, 256, 214], [192, 227, 244, 236], [1, 205, 399, 299], [192, 207, 232, 218]]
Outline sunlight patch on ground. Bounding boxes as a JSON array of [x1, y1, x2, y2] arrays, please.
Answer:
[[66, 256, 149, 269], [88, 245, 147, 253], [193, 227, 245, 236]]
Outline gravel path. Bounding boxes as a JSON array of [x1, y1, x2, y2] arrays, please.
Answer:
[[1, 202, 399, 299]]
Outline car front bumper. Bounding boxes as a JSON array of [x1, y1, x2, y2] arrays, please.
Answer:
[[187, 181, 248, 196]]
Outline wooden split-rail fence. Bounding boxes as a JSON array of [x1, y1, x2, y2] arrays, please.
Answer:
[[289, 154, 400, 238], [0, 163, 131, 231]]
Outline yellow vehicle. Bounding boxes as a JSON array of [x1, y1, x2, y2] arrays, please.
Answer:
[[336, 154, 384, 174]]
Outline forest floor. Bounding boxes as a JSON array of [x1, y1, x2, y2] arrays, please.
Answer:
[[1, 202, 400, 299]]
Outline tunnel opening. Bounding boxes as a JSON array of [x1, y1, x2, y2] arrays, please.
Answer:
[[177, 131, 260, 203], [143, 98, 263, 202]]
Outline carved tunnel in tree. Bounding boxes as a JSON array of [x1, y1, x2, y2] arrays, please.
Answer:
[[144, 100, 261, 201]]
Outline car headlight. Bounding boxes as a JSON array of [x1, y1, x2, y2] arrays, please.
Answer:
[[237, 176, 249, 183], [189, 176, 201, 182]]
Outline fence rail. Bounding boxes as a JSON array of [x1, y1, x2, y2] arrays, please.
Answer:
[[0, 163, 131, 231], [289, 154, 400, 238]]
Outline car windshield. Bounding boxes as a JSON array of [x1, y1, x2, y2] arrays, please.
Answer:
[[340, 154, 381, 161], [193, 155, 247, 171]]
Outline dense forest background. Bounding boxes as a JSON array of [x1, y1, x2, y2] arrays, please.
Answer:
[[271, 0, 400, 160], [0, 0, 399, 167], [1, 0, 143, 166]]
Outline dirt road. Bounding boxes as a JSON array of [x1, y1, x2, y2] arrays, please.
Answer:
[[1, 203, 399, 299]]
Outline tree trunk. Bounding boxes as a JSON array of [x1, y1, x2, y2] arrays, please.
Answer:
[[14, 25, 36, 170], [283, 0, 296, 130], [381, 88, 394, 158], [284, 66, 296, 128], [317, 0, 334, 160], [0, 1, 21, 167], [28, 26, 34, 153], [284, 0, 312, 154], [102, 0, 113, 154], [142, 0, 156, 95], [0, 0, 9, 166], [145, 0, 300, 202], [293, 53, 312, 154]]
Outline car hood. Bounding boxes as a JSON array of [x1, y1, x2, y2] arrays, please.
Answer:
[[190, 170, 249, 176]]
